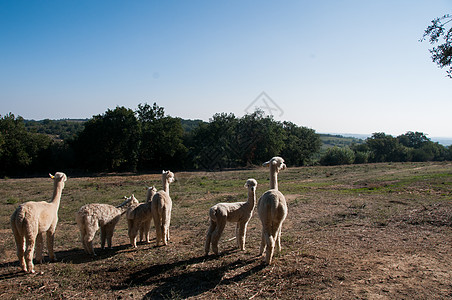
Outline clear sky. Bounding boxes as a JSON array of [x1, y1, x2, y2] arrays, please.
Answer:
[[1, 0, 451, 137]]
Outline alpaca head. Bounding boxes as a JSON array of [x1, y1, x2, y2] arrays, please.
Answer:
[[262, 157, 286, 173], [244, 178, 258, 192], [145, 186, 157, 201], [130, 194, 139, 204], [162, 170, 175, 184], [49, 172, 67, 185], [120, 194, 139, 208]]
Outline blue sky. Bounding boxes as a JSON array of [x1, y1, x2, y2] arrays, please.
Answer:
[[1, 0, 451, 137]]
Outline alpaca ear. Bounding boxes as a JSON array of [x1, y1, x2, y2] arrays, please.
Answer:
[[262, 161, 270, 167], [162, 170, 166, 174], [49, 173, 55, 179], [271, 160, 278, 166]]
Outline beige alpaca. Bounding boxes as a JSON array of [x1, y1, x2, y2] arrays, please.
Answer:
[[127, 186, 157, 247], [76, 195, 139, 255], [205, 178, 258, 256], [258, 156, 288, 264], [151, 170, 175, 246], [10, 172, 67, 273]]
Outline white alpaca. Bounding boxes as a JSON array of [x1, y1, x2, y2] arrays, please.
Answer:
[[126, 186, 157, 247], [151, 170, 175, 246], [258, 156, 288, 264], [76, 195, 139, 255], [10, 172, 67, 273], [205, 178, 258, 256]]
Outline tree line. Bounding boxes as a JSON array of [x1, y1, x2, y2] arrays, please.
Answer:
[[1, 103, 451, 176], [321, 132, 452, 166]]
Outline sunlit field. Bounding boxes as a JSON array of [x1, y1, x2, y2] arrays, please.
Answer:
[[1, 162, 451, 299]]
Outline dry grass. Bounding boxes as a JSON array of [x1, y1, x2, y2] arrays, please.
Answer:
[[0, 162, 451, 299]]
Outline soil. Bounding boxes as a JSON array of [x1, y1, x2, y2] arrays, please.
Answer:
[[0, 162, 451, 299]]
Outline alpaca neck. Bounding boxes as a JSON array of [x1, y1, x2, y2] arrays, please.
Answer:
[[270, 168, 278, 190], [163, 179, 170, 194], [50, 181, 64, 208], [247, 189, 256, 208], [146, 191, 156, 202]]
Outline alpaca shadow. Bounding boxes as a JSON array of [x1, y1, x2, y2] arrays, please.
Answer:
[[0, 263, 28, 279], [114, 249, 265, 299], [55, 244, 131, 264], [143, 257, 265, 299]]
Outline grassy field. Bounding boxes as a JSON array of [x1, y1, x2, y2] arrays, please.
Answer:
[[0, 162, 451, 299]]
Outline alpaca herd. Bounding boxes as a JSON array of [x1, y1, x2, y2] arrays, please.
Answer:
[[10, 158, 288, 273]]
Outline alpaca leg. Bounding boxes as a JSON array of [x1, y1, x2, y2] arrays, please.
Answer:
[[80, 229, 89, 254], [211, 219, 226, 255], [204, 220, 216, 255], [85, 228, 97, 256], [100, 226, 106, 249], [259, 230, 266, 256], [35, 233, 43, 264], [143, 220, 150, 243], [139, 223, 144, 242], [162, 211, 171, 245], [105, 223, 115, 249], [24, 234, 36, 273], [275, 224, 283, 252], [46, 230, 56, 262], [13, 233, 26, 272], [265, 234, 276, 265], [153, 214, 163, 246], [128, 220, 138, 248], [237, 222, 247, 251]]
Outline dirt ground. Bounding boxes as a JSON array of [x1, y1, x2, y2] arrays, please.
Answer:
[[0, 162, 451, 299]]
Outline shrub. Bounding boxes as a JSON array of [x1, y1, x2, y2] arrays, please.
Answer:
[[320, 147, 355, 166]]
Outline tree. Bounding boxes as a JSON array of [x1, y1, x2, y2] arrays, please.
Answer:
[[320, 147, 355, 166], [236, 110, 285, 166], [365, 132, 408, 162], [397, 131, 430, 149], [0, 113, 53, 175], [136, 102, 187, 170], [280, 121, 321, 166], [421, 14, 452, 78], [74, 107, 140, 172], [189, 113, 238, 170]]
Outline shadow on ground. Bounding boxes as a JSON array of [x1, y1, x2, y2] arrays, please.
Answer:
[[113, 249, 266, 299]]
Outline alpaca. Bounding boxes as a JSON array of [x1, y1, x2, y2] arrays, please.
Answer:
[[151, 170, 175, 246], [10, 172, 67, 273], [205, 178, 258, 256], [258, 156, 288, 264], [76, 195, 139, 256], [126, 186, 157, 247]]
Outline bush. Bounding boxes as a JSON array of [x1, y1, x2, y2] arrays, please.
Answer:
[[354, 151, 370, 164], [320, 147, 355, 166]]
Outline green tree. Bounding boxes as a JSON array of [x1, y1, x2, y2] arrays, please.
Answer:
[[281, 121, 321, 166], [421, 14, 452, 78], [137, 102, 187, 170], [366, 132, 408, 162], [74, 107, 140, 172], [236, 110, 284, 166], [0, 113, 53, 175], [189, 113, 238, 169], [397, 131, 430, 149], [320, 146, 355, 166]]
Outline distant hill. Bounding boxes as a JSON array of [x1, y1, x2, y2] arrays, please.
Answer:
[[319, 133, 364, 151], [24, 119, 87, 140]]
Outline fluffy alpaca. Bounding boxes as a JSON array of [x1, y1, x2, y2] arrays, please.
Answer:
[[205, 178, 258, 256], [76, 195, 139, 255], [151, 170, 175, 246], [10, 172, 67, 273], [126, 186, 157, 247], [258, 156, 288, 264]]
